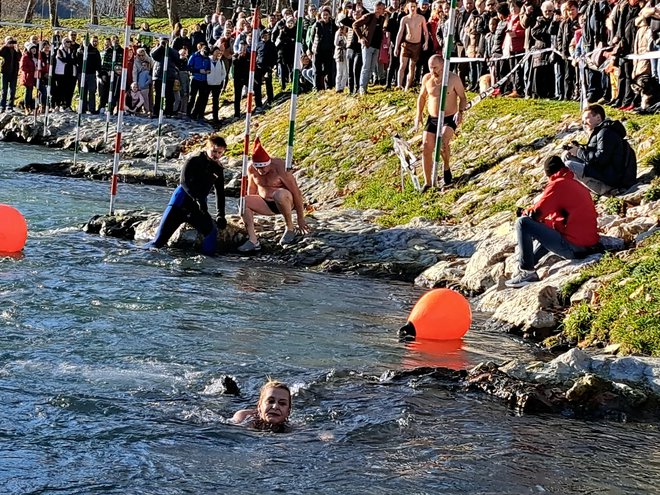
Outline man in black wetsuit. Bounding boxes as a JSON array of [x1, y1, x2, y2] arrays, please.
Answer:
[[145, 135, 227, 255]]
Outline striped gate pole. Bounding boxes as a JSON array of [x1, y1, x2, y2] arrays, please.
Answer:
[[34, 46, 42, 125], [239, 4, 262, 216], [73, 33, 90, 167], [154, 39, 171, 175], [44, 34, 58, 135], [109, 0, 135, 215], [284, 0, 305, 171], [104, 47, 118, 144], [431, 0, 458, 188]]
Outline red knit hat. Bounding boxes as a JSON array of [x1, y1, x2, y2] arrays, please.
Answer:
[[252, 137, 271, 168]]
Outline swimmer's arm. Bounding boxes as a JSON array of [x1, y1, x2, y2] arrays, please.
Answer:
[[394, 19, 406, 55], [455, 76, 468, 125], [422, 19, 429, 50], [415, 77, 429, 128], [230, 408, 256, 424], [246, 168, 258, 195], [282, 170, 306, 219]]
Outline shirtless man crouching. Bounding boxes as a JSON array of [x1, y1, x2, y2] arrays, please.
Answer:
[[414, 54, 468, 191], [237, 138, 310, 253], [394, 0, 429, 90]]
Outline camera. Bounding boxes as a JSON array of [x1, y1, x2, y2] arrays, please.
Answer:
[[562, 144, 572, 151]]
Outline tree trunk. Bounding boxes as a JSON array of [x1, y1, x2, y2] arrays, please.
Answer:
[[166, 0, 180, 28], [23, 0, 37, 23], [215, 0, 222, 13], [48, 0, 59, 27], [90, 0, 98, 24]]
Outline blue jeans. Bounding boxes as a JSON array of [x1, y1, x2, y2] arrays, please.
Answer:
[[360, 46, 378, 92], [516, 216, 589, 271]]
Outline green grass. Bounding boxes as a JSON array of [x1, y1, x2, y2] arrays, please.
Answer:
[[561, 233, 660, 355]]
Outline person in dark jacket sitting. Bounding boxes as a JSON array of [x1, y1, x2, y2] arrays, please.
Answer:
[[506, 155, 601, 288], [562, 104, 637, 195]]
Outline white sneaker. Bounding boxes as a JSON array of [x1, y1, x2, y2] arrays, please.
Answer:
[[505, 269, 540, 288]]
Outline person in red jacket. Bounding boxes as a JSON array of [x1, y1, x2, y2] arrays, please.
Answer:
[[20, 43, 39, 114], [505, 155, 600, 288]]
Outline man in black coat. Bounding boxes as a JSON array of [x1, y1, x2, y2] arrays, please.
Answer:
[[562, 104, 637, 195], [255, 29, 278, 109], [0, 36, 20, 112], [77, 35, 102, 114]]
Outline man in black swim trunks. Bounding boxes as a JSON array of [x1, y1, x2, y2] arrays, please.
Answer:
[[414, 54, 467, 191], [237, 138, 310, 253]]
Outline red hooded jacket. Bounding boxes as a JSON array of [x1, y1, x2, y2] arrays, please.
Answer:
[[530, 168, 599, 247]]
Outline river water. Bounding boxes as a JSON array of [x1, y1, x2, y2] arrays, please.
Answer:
[[1, 143, 659, 494]]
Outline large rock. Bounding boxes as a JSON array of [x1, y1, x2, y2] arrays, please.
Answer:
[[460, 231, 515, 293]]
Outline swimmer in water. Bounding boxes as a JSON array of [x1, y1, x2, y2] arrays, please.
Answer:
[[231, 379, 292, 433]]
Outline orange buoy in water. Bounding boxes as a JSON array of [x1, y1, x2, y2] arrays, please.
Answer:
[[0, 204, 28, 253], [399, 288, 472, 341]]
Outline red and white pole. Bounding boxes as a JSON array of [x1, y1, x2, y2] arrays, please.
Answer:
[[239, 5, 261, 216], [109, 0, 135, 215]]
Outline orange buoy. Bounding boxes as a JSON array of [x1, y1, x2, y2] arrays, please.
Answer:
[[0, 204, 28, 253], [399, 288, 472, 341]]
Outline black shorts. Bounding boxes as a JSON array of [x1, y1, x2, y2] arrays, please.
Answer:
[[424, 114, 457, 134], [265, 199, 280, 214]]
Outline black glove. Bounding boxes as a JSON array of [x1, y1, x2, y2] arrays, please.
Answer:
[[216, 216, 227, 229]]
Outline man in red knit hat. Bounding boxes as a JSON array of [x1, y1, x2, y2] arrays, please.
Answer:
[[238, 137, 309, 253]]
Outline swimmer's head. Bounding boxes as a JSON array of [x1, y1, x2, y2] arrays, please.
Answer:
[[257, 379, 291, 426]]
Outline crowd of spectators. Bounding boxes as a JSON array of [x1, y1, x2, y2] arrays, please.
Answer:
[[0, 0, 658, 120]]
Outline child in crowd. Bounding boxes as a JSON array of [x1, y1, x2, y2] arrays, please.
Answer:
[[334, 25, 349, 93], [125, 82, 146, 115], [231, 379, 292, 433], [137, 60, 152, 116]]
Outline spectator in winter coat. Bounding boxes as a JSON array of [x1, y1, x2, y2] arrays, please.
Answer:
[[206, 46, 227, 124], [353, 1, 387, 94], [311, 7, 338, 90], [54, 37, 77, 110], [0, 36, 20, 112], [256, 29, 277, 108], [20, 43, 39, 113], [77, 35, 102, 114], [505, 155, 600, 288], [562, 104, 637, 195], [276, 17, 297, 90], [188, 44, 211, 120], [151, 38, 180, 117]]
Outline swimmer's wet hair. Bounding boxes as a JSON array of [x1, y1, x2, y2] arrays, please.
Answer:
[[259, 378, 292, 409]]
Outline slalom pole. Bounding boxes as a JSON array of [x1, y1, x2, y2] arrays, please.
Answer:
[[34, 29, 43, 125], [44, 32, 59, 135], [73, 33, 90, 167], [431, 0, 458, 188], [284, 0, 305, 171], [239, 4, 262, 216], [154, 39, 170, 175], [104, 47, 118, 143], [109, 0, 135, 215]]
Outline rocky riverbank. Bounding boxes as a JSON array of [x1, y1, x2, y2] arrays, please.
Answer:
[[14, 91, 660, 358]]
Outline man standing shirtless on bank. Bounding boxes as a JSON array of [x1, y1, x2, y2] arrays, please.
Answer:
[[415, 54, 467, 191], [394, 0, 429, 90], [238, 138, 310, 253]]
